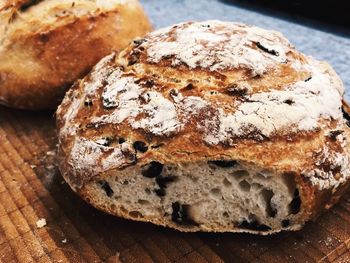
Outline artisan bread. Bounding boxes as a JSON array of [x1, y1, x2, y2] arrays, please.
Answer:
[[56, 21, 350, 235], [0, 0, 151, 110]]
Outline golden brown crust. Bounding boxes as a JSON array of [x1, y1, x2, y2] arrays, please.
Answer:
[[57, 21, 350, 233], [0, 0, 152, 109]]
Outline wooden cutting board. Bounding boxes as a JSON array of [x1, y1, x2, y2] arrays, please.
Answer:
[[1, 105, 350, 263]]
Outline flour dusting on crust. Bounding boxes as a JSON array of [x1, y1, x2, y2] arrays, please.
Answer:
[[84, 53, 117, 95], [131, 91, 180, 136], [144, 21, 290, 76], [57, 20, 349, 192], [204, 59, 344, 145], [303, 138, 350, 190]]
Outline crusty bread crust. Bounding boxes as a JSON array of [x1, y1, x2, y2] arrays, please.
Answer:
[[0, 0, 152, 109], [57, 21, 350, 234]]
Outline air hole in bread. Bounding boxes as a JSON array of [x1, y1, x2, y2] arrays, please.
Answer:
[[239, 180, 251, 192], [261, 189, 277, 218], [210, 188, 222, 197], [97, 180, 113, 197], [289, 189, 301, 214], [232, 170, 249, 179], [208, 160, 238, 168], [255, 172, 268, 180], [129, 211, 143, 218], [141, 161, 163, 178], [223, 178, 232, 187], [138, 199, 150, 205]]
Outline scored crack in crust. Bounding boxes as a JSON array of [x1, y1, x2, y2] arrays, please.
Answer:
[[0, 0, 152, 109], [57, 21, 350, 234]]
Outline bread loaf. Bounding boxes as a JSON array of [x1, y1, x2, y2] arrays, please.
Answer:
[[0, 0, 151, 109], [57, 21, 350, 234]]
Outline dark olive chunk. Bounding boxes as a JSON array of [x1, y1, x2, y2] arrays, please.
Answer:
[[128, 56, 138, 66], [208, 160, 238, 168], [289, 189, 301, 215], [284, 99, 294, 105], [238, 220, 271, 231], [84, 99, 93, 107], [328, 130, 343, 141], [118, 138, 126, 144], [342, 106, 350, 127], [183, 83, 194, 90], [133, 141, 148, 153], [282, 219, 290, 228], [156, 176, 176, 189], [96, 137, 113, 147], [144, 79, 155, 88], [171, 202, 198, 226], [20, 0, 42, 11], [133, 38, 147, 47], [154, 176, 176, 197], [225, 84, 248, 96], [98, 180, 113, 197], [141, 161, 163, 178], [154, 188, 166, 197], [256, 42, 279, 56]]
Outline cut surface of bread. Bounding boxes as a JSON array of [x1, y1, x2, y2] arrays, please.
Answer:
[[84, 161, 302, 234], [57, 21, 350, 234], [0, 0, 152, 109]]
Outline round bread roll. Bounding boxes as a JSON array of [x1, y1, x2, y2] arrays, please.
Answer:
[[0, 0, 151, 109], [57, 21, 350, 235]]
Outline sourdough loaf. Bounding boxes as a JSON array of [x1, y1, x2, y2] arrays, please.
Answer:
[[0, 0, 151, 109], [57, 21, 350, 234]]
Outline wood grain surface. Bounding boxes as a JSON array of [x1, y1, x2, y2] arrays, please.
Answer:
[[0, 105, 350, 263]]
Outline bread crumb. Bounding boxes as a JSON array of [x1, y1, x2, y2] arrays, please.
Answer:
[[36, 218, 47, 228]]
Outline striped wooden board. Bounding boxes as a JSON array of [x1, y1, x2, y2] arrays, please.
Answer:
[[0, 105, 350, 263]]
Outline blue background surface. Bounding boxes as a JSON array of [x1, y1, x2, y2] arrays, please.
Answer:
[[140, 0, 350, 100]]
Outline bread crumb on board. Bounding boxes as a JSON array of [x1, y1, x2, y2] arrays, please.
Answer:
[[36, 218, 47, 228]]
